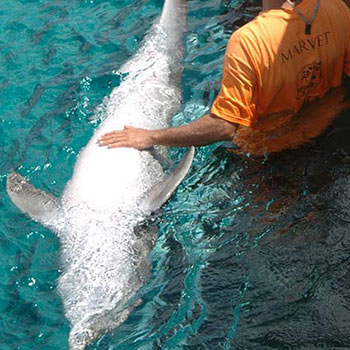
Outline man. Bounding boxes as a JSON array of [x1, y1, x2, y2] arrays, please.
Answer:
[[99, 0, 350, 156]]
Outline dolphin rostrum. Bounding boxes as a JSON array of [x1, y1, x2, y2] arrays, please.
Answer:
[[6, 0, 193, 348]]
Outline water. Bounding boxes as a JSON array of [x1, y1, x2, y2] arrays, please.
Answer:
[[1, 0, 350, 349]]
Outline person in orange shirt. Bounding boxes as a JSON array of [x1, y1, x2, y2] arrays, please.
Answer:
[[99, 0, 350, 156]]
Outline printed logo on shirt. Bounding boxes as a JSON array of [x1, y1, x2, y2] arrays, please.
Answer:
[[296, 61, 322, 100], [281, 32, 330, 64]]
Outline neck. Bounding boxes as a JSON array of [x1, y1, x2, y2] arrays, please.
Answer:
[[262, 0, 303, 11]]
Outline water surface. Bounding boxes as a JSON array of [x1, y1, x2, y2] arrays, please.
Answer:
[[1, 1, 350, 349]]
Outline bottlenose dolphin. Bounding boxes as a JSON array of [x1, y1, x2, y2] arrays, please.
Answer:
[[7, 0, 192, 348]]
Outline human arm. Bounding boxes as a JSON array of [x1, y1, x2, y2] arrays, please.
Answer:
[[98, 113, 237, 150], [99, 29, 257, 150]]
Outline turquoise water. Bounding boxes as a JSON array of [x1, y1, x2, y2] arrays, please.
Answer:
[[1, 0, 350, 349]]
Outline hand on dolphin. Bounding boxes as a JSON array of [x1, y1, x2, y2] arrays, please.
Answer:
[[98, 114, 238, 150], [98, 126, 154, 150]]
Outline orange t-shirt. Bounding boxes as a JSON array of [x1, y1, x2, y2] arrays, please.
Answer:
[[211, 0, 350, 155]]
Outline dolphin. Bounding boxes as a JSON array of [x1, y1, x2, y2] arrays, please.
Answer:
[[6, 0, 193, 348]]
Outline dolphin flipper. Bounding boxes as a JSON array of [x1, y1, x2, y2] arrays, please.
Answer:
[[143, 146, 195, 212], [6, 172, 61, 228]]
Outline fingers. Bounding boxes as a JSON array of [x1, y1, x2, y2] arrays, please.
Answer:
[[100, 131, 123, 139], [97, 126, 151, 150], [108, 141, 133, 149], [98, 136, 128, 146], [102, 137, 143, 150], [98, 136, 113, 143], [98, 135, 114, 145], [98, 135, 119, 144], [98, 129, 134, 148], [99, 126, 133, 140], [98, 130, 127, 146], [102, 125, 133, 134]]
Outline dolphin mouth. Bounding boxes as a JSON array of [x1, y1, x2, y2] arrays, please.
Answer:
[[68, 305, 133, 350]]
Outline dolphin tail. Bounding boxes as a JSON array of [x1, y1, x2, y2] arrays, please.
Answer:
[[143, 146, 195, 212], [6, 172, 61, 229], [160, 0, 188, 24], [159, 0, 188, 44]]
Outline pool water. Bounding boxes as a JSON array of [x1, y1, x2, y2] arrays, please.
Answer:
[[1, 0, 350, 349]]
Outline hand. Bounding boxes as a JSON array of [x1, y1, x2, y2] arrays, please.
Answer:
[[98, 126, 154, 150]]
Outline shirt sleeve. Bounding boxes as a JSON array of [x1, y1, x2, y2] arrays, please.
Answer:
[[211, 30, 258, 127]]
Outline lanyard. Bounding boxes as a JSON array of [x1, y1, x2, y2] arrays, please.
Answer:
[[286, 0, 321, 35]]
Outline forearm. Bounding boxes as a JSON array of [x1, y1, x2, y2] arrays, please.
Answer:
[[98, 113, 237, 150], [149, 113, 237, 147]]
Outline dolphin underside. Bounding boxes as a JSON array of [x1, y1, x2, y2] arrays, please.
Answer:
[[6, 0, 192, 348]]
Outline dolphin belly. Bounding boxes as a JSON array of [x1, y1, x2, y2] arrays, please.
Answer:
[[62, 146, 163, 212]]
